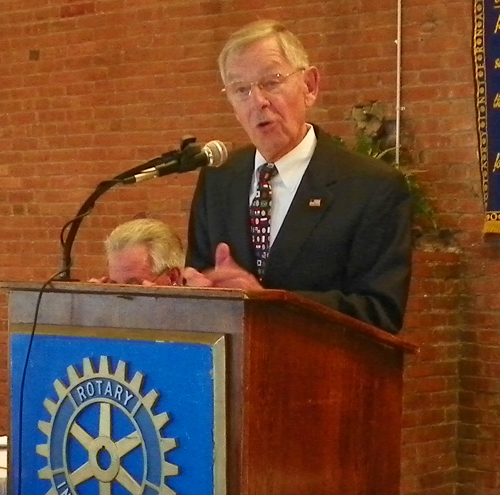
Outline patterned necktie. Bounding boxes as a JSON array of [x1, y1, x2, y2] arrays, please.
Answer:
[[250, 163, 278, 281]]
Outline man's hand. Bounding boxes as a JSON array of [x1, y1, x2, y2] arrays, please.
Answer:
[[183, 266, 214, 287], [184, 243, 263, 290], [88, 276, 111, 283], [205, 243, 263, 290]]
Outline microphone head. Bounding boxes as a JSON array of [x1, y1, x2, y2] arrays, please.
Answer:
[[203, 140, 228, 168]]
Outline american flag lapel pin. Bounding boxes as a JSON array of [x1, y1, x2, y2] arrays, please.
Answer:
[[308, 198, 322, 207]]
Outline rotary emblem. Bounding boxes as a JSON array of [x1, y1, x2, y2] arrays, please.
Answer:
[[36, 356, 178, 494]]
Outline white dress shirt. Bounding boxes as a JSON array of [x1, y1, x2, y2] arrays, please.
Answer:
[[250, 125, 317, 246]]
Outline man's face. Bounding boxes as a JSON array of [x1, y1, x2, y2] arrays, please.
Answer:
[[224, 37, 319, 163], [107, 244, 173, 285]]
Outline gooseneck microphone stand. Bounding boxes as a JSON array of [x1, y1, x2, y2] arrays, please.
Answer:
[[56, 136, 199, 281]]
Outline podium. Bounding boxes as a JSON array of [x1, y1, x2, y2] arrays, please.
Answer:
[[4, 282, 417, 495]]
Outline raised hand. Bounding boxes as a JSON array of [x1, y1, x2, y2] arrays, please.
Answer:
[[204, 243, 263, 290]]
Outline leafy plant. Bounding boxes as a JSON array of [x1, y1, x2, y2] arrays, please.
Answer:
[[349, 102, 438, 232]]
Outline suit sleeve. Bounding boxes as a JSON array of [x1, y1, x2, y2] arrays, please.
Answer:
[[295, 173, 412, 334], [186, 168, 215, 271]]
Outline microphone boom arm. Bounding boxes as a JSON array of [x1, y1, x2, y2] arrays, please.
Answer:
[[56, 135, 225, 281], [56, 149, 180, 281]]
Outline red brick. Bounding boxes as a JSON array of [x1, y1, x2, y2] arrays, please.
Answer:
[[0, 2, 497, 493]]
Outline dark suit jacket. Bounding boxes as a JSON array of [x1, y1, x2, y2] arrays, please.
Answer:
[[186, 125, 412, 334]]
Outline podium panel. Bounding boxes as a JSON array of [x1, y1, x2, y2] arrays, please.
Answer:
[[10, 324, 226, 495]]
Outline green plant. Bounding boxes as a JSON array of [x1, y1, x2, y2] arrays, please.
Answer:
[[349, 102, 438, 232]]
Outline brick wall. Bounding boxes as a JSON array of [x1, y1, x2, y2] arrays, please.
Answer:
[[0, 1, 498, 494], [402, 250, 463, 495]]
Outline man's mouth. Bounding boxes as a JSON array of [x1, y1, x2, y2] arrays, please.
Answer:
[[257, 120, 273, 128]]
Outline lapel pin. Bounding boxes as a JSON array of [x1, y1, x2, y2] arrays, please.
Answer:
[[308, 198, 322, 207]]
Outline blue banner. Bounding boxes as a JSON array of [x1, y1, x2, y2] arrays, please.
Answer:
[[474, 0, 500, 233]]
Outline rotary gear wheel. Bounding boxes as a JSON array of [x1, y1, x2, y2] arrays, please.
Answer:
[[36, 356, 178, 495]]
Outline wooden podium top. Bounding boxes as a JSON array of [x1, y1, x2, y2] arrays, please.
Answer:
[[1, 281, 417, 353]]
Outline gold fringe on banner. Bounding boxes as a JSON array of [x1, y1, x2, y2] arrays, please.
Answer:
[[483, 215, 500, 234]]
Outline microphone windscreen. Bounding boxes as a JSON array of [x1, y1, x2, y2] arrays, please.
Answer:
[[204, 140, 228, 168]]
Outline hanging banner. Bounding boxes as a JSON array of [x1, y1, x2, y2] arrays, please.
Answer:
[[473, 0, 500, 233]]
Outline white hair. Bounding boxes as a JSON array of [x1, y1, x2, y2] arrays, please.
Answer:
[[105, 218, 185, 274]]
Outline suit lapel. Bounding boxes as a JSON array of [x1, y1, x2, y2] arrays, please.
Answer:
[[264, 133, 342, 282], [225, 150, 256, 273]]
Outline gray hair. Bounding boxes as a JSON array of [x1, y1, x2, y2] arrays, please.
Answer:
[[218, 20, 310, 84], [105, 219, 185, 275]]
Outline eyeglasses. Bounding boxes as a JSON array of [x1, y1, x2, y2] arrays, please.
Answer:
[[222, 68, 305, 102]]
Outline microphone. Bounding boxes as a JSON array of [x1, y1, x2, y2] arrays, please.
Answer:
[[56, 135, 219, 282], [122, 140, 228, 184]]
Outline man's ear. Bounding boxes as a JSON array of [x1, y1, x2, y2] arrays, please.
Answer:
[[303, 66, 320, 108]]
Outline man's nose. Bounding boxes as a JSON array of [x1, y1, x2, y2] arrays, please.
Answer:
[[248, 83, 270, 105]]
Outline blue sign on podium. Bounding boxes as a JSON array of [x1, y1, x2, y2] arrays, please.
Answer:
[[10, 327, 226, 495]]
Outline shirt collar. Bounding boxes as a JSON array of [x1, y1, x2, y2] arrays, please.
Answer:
[[254, 125, 317, 191]]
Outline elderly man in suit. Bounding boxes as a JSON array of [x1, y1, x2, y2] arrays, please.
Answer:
[[184, 20, 412, 334]]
